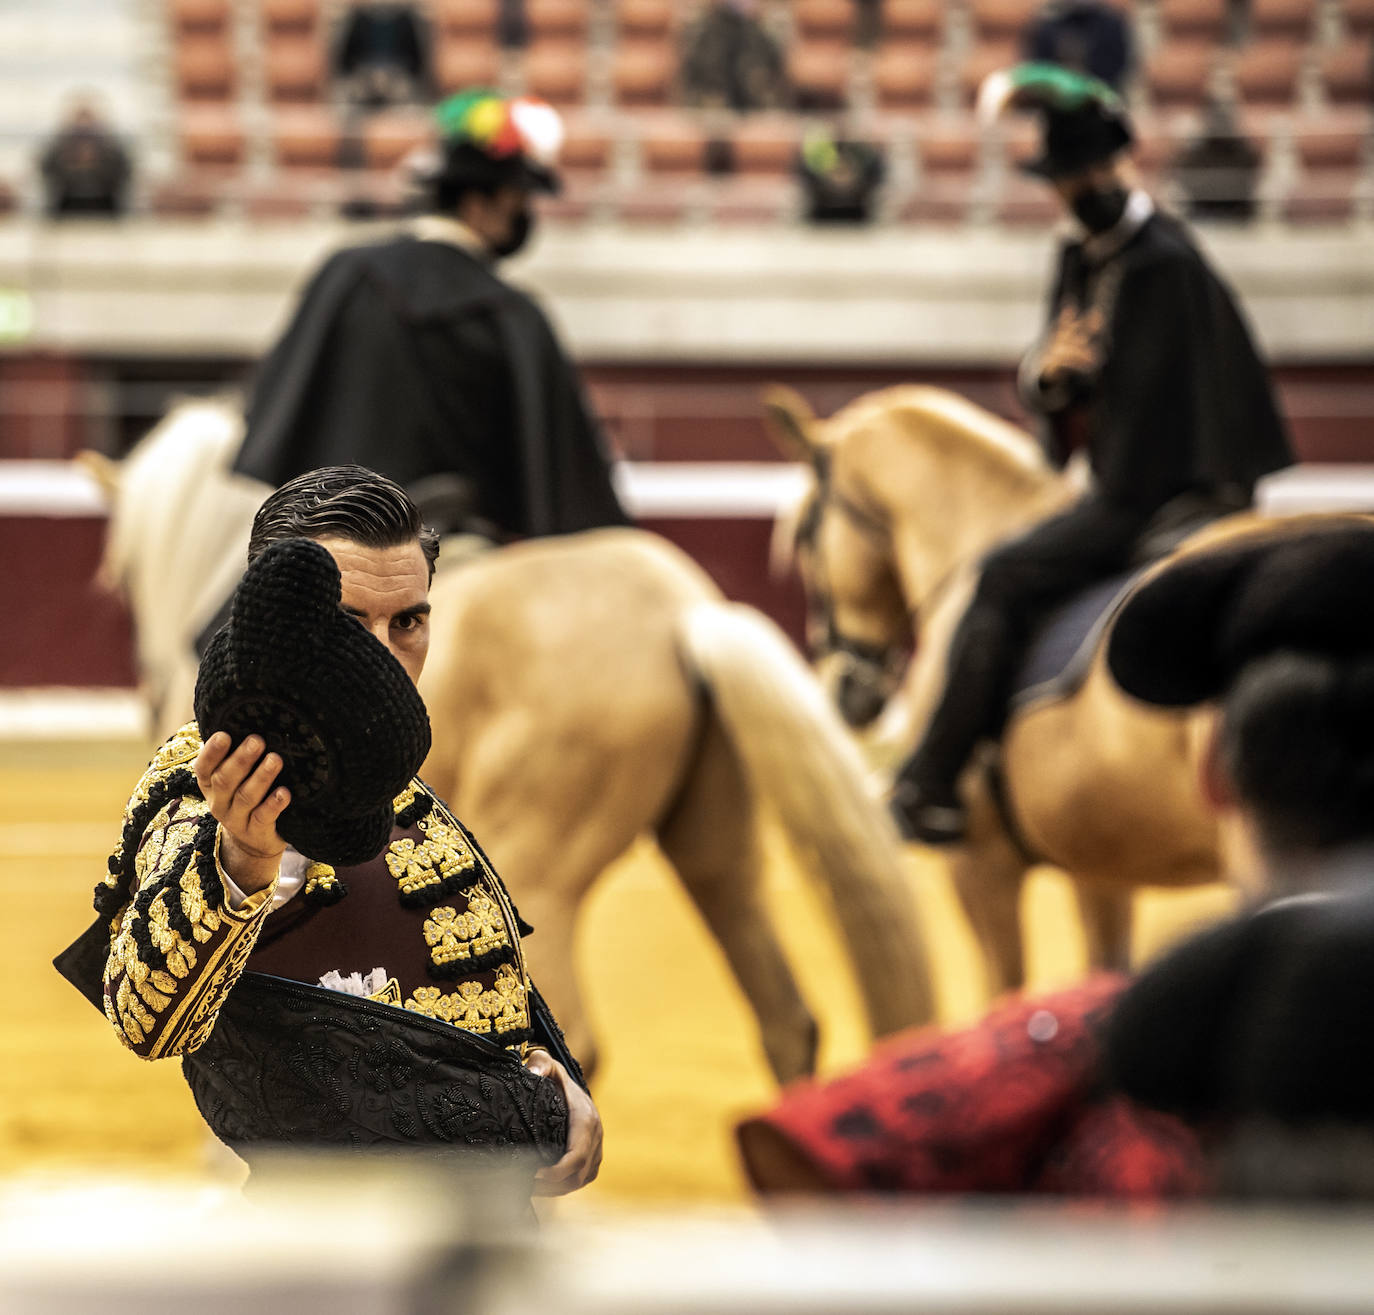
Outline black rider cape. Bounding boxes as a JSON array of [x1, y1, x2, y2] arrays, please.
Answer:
[[1037, 210, 1293, 513], [234, 234, 628, 538]]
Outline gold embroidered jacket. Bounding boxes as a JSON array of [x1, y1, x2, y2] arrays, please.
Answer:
[[99, 723, 535, 1062]]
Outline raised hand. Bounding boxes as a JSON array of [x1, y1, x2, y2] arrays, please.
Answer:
[[194, 731, 291, 895]]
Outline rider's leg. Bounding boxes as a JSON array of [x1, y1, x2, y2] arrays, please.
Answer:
[[892, 493, 1151, 843]]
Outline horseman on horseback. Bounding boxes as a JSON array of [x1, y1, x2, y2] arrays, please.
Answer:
[[891, 63, 1293, 844], [233, 90, 627, 543]]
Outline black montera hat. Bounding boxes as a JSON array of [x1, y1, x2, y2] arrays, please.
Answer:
[[193, 538, 432, 867], [1106, 520, 1374, 708], [1020, 101, 1134, 179]]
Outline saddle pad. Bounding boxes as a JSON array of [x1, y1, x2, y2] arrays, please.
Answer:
[[1009, 568, 1143, 710]]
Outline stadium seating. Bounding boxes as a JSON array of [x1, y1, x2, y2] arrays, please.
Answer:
[[1233, 38, 1304, 106], [128, 0, 1369, 229]]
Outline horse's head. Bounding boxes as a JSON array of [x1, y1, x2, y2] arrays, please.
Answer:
[[764, 386, 910, 730]]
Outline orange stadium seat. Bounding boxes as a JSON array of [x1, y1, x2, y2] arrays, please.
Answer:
[[1319, 40, 1373, 103], [969, 0, 1042, 39], [1247, 0, 1317, 37], [789, 38, 851, 109], [1130, 123, 1177, 185], [616, 0, 677, 37], [905, 123, 979, 222], [362, 110, 432, 169], [1339, 0, 1374, 33], [271, 105, 341, 166], [559, 125, 612, 175], [264, 34, 327, 101], [435, 33, 501, 91], [434, 0, 500, 36], [882, 0, 943, 38], [996, 175, 1060, 225], [179, 104, 246, 166], [873, 39, 938, 107], [170, 0, 232, 37], [793, 0, 855, 40], [709, 175, 794, 223], [731, 116, 799, 175], [1233, 38, 1303, 105], [1158, 0, 1229, 38], [1285, 118, 1366, 222], [617, 180, 693, 222], [150, 176, 221, 216], [175, 36, 237, 101], [522, 38, 588, 104], [640, 118, 707, 174], [525, 0, 591, 38], [260, 0, 319, 34], [1146, 40, 1215, 106], [958, 39, 1019, 104], [613, 39, 676, 104]]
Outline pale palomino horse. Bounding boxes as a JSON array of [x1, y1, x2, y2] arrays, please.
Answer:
[[89, 399, 936, 1082], [765, 383, 1240, 998]]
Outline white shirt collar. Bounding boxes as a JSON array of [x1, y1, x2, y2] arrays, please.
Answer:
[[409, 214, 490, 258]]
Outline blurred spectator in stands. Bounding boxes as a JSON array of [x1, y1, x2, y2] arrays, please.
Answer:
[[1174, 99, 1261, 223], [334, 3, 433, 110], [854, 0, 882, 48], [498, 0, 529, 48], [797, 127, 885, 223], [681, 0, 787, 112], [233, 92, 626, 544], [1023, 1, 1133, 91], [39, 98, 131, 218]]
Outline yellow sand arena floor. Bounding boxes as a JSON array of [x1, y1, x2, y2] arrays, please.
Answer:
[[0, 745, 1234, 1210]]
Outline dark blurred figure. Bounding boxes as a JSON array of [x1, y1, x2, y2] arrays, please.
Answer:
[[40, 98, 131, 218], [335, 2, 433, 109], [498, 0, 529, 48], [1023, 0, 1134, 90], [797, 128, 885, 223], [854, 0, 882, 48], [1105, 525, 1374, 1198], [740, 523, 1374, 1201], [1174, 99, 1261, 223], [681, 0, 787, 112]]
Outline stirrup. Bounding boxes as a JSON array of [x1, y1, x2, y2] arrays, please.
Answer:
[[890, 779, 968, 846]]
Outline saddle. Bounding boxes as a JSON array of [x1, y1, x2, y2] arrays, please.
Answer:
[[1007, 492, 1250, 712]]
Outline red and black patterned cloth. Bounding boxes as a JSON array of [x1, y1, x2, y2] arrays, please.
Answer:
[[738, 975, 1209, 1198]]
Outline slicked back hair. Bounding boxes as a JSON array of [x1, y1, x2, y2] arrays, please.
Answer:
[[248, 465, 439, 580]]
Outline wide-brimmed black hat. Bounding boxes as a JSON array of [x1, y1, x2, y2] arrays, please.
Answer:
[[1020, 101, 1134, 179], [194, 538, 432, 867], [978, 62, 1133, 180], [1106, 520, 1374, 708], [433, 138, 561, 196]]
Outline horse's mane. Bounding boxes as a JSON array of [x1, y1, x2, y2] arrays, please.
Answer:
[[828, 384, 1052, 492], [100, 396, 266, 721]]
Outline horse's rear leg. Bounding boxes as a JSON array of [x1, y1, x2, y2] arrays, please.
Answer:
[[657, 711, 818, 1086], [1077, 883, 1134, 974], [948, 781, 1029, 1000]]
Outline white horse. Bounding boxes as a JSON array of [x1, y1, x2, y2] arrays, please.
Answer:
[[88, 400, 936, 1081]]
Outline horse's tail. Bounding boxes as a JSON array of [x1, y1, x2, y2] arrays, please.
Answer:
[[677, 600, 936, 1038]]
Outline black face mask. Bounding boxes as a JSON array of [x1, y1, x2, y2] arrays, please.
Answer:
[[492, 207, 534, 259], [1071, 184, 1129, 235]]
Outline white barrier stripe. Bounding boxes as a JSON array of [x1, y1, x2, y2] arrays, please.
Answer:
[[3, 459, 1374, 519], [0, 688, 146, 740]]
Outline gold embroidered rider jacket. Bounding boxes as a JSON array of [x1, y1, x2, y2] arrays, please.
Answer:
[[99, 723, 536, 1062]]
